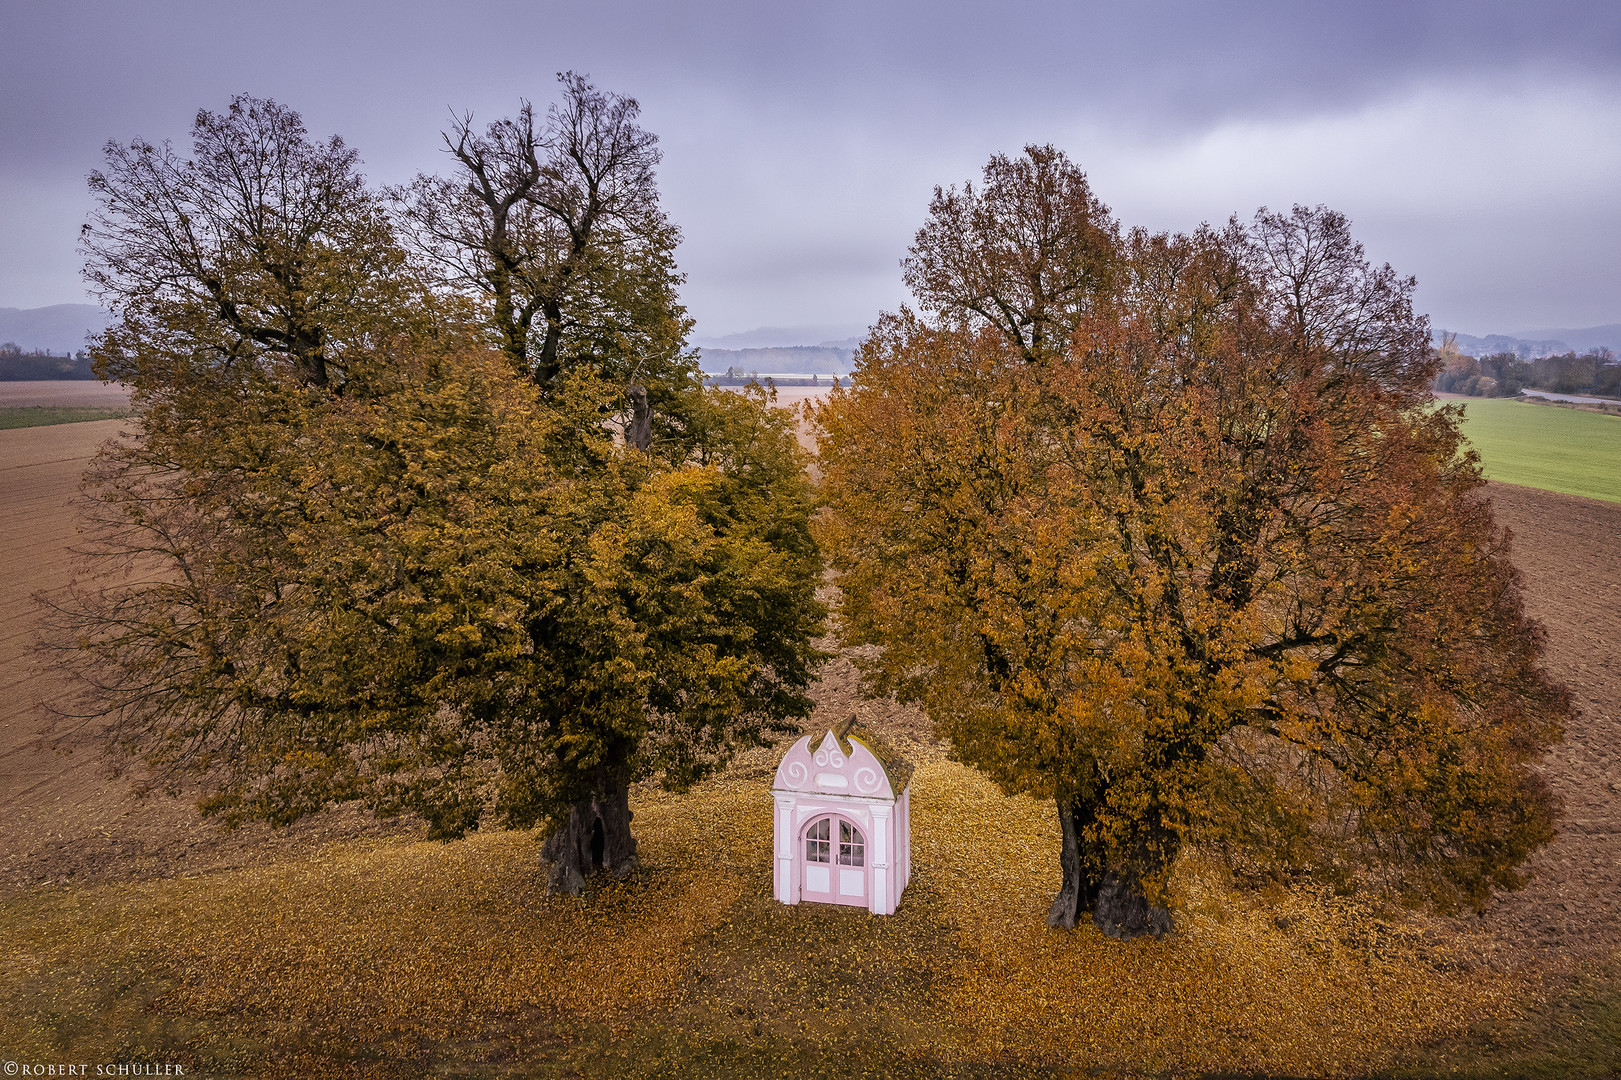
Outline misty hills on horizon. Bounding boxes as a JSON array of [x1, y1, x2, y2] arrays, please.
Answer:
[[1503, 325, 1621, 354], [694, 345, 853, 376], [706, 324, 1621, 370], [691, 325, 864, 351], [1437, 324, 1621, 359], [0, 304, 109, 354], [4, 305, 1617, 369]]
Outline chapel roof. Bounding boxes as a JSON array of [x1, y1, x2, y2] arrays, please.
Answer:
[[805, 714, 914, 795]]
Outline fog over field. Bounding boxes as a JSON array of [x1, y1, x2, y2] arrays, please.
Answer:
[[696, 345, 852, 376]]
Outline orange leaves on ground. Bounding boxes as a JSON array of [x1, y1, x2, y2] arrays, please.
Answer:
[[910, 757, 1526, 1077], [163, 825, 747, 1038]]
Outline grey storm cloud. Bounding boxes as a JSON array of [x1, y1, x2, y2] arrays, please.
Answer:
[[2, 0, 1618, 339]]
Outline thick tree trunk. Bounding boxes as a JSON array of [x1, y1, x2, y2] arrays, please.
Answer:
[[540, 783, 638, 895], [1047, 795, 1103, 928], [1047, 796, 1175, 940], [490, 267, 529, 372], [626, 384, 652, 451], [535, 301, 564, 387]]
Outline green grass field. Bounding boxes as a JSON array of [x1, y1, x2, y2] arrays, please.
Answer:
[[0, 406, 132, 430], [1448, 397, 1621, 504]]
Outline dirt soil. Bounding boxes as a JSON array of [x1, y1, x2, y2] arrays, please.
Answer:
[[0, 380, 132, 409], [0, 420, 419, 898], [0, 422, 1616, 981], [1458, 481, 1621, 972]]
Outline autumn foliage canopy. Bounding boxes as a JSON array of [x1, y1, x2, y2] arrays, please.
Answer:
[[815, 147, 1567, 936]]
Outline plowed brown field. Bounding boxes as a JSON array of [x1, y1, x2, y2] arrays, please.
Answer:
[[0, 420, 416, 895], [1, 417, 1616, 985]]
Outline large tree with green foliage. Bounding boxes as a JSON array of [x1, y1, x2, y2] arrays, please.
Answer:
[[391, 72, 696, 453], [61, 91, 824, 894], [816, 146, 1566, 938]]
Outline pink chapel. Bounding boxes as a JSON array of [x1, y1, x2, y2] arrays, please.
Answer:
[[771, 715, 913, 915]]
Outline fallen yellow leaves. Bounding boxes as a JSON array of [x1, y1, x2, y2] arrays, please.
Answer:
[[161, 831, 739, 1037], [0, 741, 1535, 1077], [912, 757, 1527, 1077]]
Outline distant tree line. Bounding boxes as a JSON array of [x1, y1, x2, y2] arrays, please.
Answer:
[[707, 366, 835, 387], [1434, 337, 1620, 398], [0, 343, 96, 380], [698, 345, 852, 377]]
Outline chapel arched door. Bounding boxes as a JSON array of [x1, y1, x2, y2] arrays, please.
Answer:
[[801, 815, 867, 907]]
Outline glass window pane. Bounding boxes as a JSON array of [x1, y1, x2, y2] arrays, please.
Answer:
[[838, 835, 866, 865]]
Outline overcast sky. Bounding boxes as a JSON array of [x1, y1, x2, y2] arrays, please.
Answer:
[[3, 0, 1618, 343]]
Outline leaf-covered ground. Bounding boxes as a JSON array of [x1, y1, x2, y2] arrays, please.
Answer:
[[3, 715, 1600, 1078]]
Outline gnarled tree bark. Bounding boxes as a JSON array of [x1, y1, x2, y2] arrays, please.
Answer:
[[1047, 796, 1174, 940], [626, 384, 653, 451], [540, 784, 638, 895], [1047, 795, 1103, 928]]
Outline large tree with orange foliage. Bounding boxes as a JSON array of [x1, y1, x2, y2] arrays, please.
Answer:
[[815, 147, 1566, 939]]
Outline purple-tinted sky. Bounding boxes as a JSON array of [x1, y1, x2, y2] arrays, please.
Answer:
[[2, 0, 1618, 342]]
